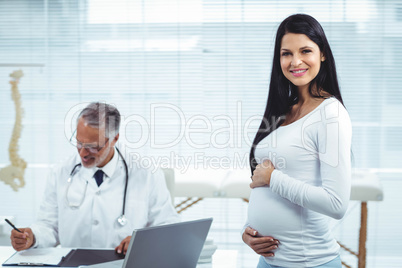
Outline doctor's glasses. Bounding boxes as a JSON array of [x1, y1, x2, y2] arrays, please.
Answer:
[[69, 129, 109, 154]]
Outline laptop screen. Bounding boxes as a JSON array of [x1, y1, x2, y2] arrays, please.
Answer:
[[123, 218, 213, 268]]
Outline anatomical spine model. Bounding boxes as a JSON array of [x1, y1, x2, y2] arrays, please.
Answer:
[[0, 70, 27, 191]]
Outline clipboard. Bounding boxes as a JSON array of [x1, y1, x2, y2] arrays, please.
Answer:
[[2, 248, 125, 267], [58, 249, 125, 267], [2, 248, 72, 266]]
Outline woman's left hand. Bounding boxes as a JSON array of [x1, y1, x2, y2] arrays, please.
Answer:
[[250, 159, 275, 188]]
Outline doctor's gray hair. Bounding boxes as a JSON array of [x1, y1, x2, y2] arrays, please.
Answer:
[[77, 102, 121, 138]]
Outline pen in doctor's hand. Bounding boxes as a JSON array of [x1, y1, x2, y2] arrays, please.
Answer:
[[5, 219, 22, 233]]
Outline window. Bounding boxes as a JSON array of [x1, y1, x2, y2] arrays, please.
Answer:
[[0, 1, 401, 266]]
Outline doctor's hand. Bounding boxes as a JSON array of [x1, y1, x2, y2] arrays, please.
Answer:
[[10, 228, 35, 251], [115, 236, 131, 255], [242, 227, 279, 257], [250, 160, 275, 189]]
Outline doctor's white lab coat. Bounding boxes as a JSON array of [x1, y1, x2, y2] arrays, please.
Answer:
[[31, 148, 180, 248]]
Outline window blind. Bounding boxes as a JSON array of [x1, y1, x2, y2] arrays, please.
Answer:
[[1, 0, 401, 170], [1, 0, 401, 266]]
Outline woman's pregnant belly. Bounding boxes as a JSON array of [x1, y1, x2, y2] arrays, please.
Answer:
[[248, 187, 303, 240]]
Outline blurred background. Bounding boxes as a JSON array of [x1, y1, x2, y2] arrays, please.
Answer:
[[0, 0, 401, 267]]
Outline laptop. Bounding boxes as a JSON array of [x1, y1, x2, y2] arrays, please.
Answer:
[[81, 218, 213, 268]]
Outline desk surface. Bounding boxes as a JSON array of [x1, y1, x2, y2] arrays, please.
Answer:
[[0, 246, 237, 268]]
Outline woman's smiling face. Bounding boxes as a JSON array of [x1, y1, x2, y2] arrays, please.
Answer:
[[280, 33, 325, 91]]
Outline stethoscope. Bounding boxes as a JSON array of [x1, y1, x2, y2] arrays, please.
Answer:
[[65, 147, 129, 226]]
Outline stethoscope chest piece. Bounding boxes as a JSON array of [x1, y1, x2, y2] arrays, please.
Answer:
[[117, 215, 128, 226]]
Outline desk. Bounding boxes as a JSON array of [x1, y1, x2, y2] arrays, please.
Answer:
[[0, 247, 237, 268]]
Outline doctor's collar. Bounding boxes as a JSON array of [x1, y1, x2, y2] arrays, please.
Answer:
[[94, 146, 119, 179]]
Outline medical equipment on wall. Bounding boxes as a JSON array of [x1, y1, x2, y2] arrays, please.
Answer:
[[0, 69, 27, 191], [0, 64, 44, 191]]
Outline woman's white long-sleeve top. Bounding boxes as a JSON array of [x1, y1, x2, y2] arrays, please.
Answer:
[[246, 97, 352, 267]]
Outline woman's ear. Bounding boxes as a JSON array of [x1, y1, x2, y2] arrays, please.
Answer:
[[321, 53, 326, 62]]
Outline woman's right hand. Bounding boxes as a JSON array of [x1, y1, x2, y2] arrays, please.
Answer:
[[242, 227, 279, 257]]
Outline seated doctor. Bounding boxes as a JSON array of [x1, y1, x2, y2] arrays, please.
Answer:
[[10, 102, 180, 254]]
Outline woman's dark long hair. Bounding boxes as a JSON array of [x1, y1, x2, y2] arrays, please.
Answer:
[[249, 14, 344, 173]]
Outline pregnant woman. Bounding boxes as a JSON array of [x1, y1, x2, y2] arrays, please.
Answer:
[[242, 14, 352, 268]]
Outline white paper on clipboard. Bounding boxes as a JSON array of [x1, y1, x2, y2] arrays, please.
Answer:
[[3, 248, 72, 266]]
